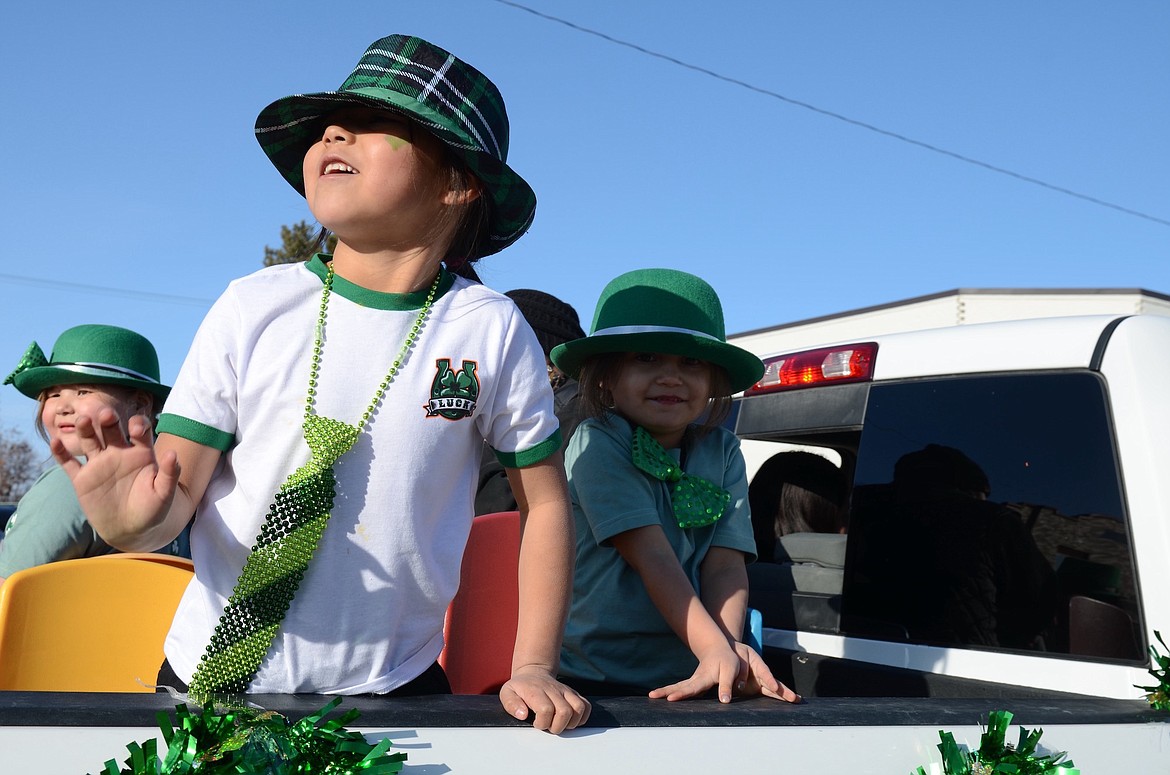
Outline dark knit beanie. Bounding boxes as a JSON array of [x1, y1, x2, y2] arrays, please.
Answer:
[[506, 289, 586, 358]]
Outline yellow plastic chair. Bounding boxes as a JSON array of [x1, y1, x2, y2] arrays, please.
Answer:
[[0, 555, 194, 692], [104, 552, 195, 572]]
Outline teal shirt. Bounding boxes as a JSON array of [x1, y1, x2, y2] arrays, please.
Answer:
[[0, 463, 191, 579], [559, 414, 756, 690], [0, 464, 116, 577]]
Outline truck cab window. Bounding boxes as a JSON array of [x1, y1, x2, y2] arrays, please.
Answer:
[[840, 371, 1142, 661]]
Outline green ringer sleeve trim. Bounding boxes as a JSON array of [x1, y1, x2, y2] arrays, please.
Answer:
[[496, 429, 562, 469], [157, 414, 235, 452]]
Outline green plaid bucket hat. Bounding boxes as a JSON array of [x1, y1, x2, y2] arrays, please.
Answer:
[[255, 34, 535, 257], [4, 324, 170, 402], [551, 268, 765, 393]]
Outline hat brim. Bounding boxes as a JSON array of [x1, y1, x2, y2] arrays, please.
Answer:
[[255, 88, 535, 257], [551, 332, 764, 394], [13, 366, 171, 404]]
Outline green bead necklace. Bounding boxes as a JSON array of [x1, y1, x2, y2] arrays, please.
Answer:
[[187, 261, 441, 703]]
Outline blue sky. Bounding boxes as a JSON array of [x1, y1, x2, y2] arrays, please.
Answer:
[[2, 1, 1167, 445]]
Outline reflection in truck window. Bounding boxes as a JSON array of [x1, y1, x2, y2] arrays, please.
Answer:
[[841, 372, 1142, 661], [847, 443, 1059, 650]]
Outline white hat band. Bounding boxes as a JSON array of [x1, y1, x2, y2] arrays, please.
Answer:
[[51, 362, 161, 384], [589, 324, 721, 342]]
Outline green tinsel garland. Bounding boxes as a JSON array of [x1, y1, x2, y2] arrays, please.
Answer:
[[90, 697, 406, 774], [912, 709, 1078, 775], [1136, 629, 1170, 710]]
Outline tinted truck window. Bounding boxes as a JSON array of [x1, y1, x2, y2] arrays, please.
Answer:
[[841, 371, 1142, 660]]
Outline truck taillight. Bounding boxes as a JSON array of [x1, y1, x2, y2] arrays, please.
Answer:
[[745, 342, 878, 395]]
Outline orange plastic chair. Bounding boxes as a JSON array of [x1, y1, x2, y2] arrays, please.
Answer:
[[439, 511, 521, 694], [0, 555, 194, 692]]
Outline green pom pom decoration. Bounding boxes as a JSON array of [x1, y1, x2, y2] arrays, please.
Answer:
[[1136, 629, 1170, 710], [91, 698, 406, 774], [911, 709, 1078, 775]]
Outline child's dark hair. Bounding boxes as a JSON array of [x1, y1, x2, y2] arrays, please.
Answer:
[[576, 352, 733, 437], [439, 159, 490, 275], [748, 451, 847, 562]]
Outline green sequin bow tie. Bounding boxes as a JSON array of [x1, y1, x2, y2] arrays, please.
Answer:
[[630, 425, 730, 528], [3, 341, 47, 385]]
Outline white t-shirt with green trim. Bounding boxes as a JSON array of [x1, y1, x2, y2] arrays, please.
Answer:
[[157, 256, 557, 694]]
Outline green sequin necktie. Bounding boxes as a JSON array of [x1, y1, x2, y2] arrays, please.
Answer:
[[630, 425, 731, 529], [187, 262, 441, 703]]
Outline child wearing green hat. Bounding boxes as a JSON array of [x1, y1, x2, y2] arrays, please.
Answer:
[[1, 324, 180, 585], [550, 268, 800, 704], [53, 35, 587, 733]]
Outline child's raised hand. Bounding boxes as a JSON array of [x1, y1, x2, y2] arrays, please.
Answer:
[[499, 666, 591, 734], [51, 408, 179, 546]]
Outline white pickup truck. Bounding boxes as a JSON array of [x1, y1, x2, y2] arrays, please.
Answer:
[[1, 313, 1168, 772], [737, 313, 1170, 701]]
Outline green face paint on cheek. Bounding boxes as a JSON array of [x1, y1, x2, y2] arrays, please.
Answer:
[[385, 135, 409, 151]]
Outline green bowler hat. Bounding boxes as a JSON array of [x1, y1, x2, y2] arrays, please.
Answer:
[[255, 34, 536, 258], [4, 324, 170, 402], [551, 268, 765, 394]]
